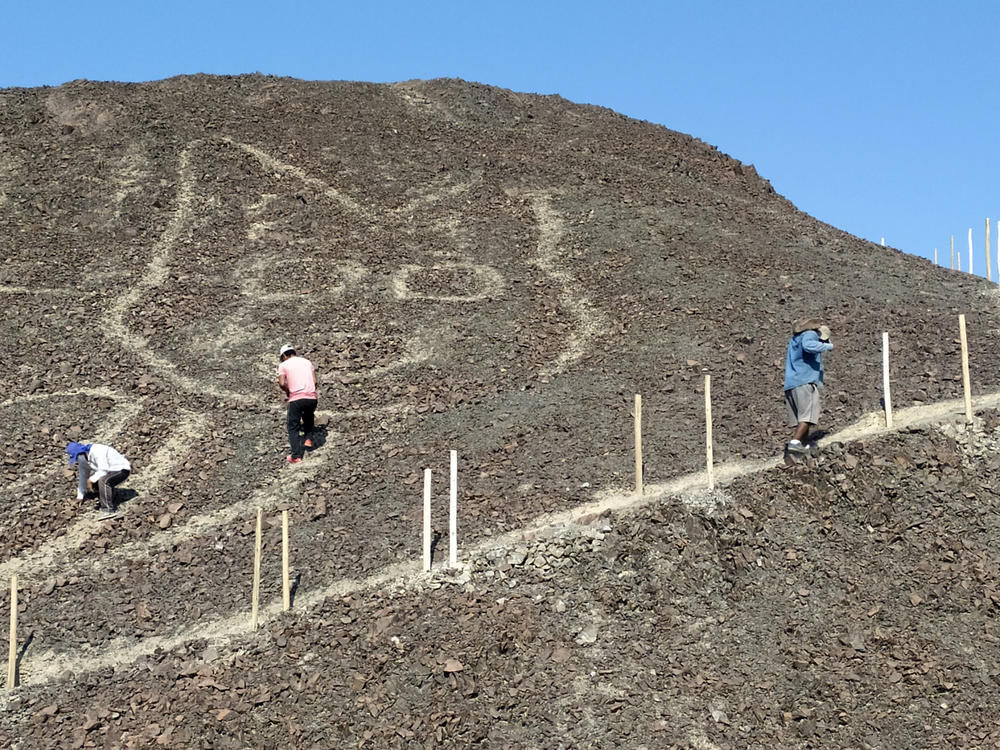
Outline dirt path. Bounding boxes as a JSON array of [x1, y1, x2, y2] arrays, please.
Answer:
[[6, 388, 996, 694]]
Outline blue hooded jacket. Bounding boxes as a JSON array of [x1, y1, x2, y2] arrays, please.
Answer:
[[784, 330, 833, 390]]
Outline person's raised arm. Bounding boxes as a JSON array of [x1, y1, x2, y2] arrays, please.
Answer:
[[802, 330, 833, 353]]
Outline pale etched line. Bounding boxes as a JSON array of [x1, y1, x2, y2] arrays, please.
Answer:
[[0, 391, 142, 524], [389, 81, 457, 127], [14, 392, 1000, 689], [21, 558, 419, 686], [390, 262, 504, 303], [526, 192, 608, 377], [225, 138, 363, 216], [100, 140, 428, 406], [0, 410, 206, 581], [100, 143, 260, 406], [0, 388, 121, 409], [126, 411, 208, 497], [239, 257, 370, 303], [393, 178, 480, 216], [84, 455, 322, 577], [0, 286, 74, 296], [110, 143, 150, 223]]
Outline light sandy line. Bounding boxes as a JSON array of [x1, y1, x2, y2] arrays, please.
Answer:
[[393, 177, 481, 216], [0, 410, 204, 581], [225, 139, 363, 216], [22, 558, 419, 685], [527, 192, 608, 377], [84, 455, 321, 577], [15, 391, 1000, 690], [0, 432, 309, 592], [99, 139, 421, 407], [390, 262, 505, 302], [0, 388, 121, 409], [123, 410, 208, 494], [0, 286, 74, 296], [0, 391, 143, 531], [99, 144, 262, 405]]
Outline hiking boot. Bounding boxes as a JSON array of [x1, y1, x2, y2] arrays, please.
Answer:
[[304, 438, 314, 449], [286, 455, 303, 464], [785, 440, 809, 455]]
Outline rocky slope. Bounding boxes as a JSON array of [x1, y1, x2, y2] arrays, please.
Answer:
[[1, 75, 999, 748]]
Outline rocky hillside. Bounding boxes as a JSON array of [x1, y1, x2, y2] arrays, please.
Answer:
[[1, 75, 999, 748]]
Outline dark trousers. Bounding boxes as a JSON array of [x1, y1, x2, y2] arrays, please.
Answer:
[[286, 398, 317, 459], [98, 469, 130, 511]]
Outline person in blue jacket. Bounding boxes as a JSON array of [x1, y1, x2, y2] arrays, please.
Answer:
[[784, 319, 833, 454]]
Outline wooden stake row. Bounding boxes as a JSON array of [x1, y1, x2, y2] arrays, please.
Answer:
[[630, 314, 978, 500], [938, 221, 998, 284], [250, 508, 293, 632]]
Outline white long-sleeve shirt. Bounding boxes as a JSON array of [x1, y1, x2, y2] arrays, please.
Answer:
[[77, 444, 131, 499]]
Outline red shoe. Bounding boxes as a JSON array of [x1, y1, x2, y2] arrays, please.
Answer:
[[286, 456, 303, 464], [304, 438, 314, 449]]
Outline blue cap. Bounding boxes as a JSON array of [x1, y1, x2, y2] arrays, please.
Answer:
[[66, 442, 91, 465]]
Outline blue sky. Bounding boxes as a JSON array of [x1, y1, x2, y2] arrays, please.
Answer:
[[4, 1, 998, 271]]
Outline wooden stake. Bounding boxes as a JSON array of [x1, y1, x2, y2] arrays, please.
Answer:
[[281, 509, 290, 611], [934, 247, 938, 266], [987, 218, 992, 282], [958, 250, 962, 273], [968, 228, 974, 275], [882, 332, 893, 428], [633, 394, 643, 496], [251, 508, 262, 630], [951, 234, 955, 270], [959, 314, 973, 423], [423, 469, 432, 572], [449, 450, 458, 568], [7, 575, 16, 690], [705, 375, 714, 490]]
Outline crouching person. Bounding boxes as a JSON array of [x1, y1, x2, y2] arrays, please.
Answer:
[[66, 441, 131, 519]]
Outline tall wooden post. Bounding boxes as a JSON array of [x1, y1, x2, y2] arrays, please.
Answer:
[[449, 450, 458, 568], [959, 314, 973, 423], [968, 228, 974, 275], [6, 575, 16, 690], [423, 469, 432, 572], [633, 394, 643, 496], [705, 375, 714, 490], [882, 332, 893, 428], [251, 508, 263, 630], [281, 510, 290, 611], [987, 218, 992, 282], [934, 248, 938, 266]]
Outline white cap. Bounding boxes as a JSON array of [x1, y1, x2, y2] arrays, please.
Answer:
[[279, 344, 295, 357]]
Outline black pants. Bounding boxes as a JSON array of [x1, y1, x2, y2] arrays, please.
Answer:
[[286, 398, 317, 459], [98, 469, 130, 511]]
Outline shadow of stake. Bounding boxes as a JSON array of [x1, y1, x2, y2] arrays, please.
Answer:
[[13, 629, 35, 687]]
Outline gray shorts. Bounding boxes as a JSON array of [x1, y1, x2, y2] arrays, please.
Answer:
[[785, 383, 821, 427]]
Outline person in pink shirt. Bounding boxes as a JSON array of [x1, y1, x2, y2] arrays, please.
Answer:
[[277, 344, 318, 464]]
